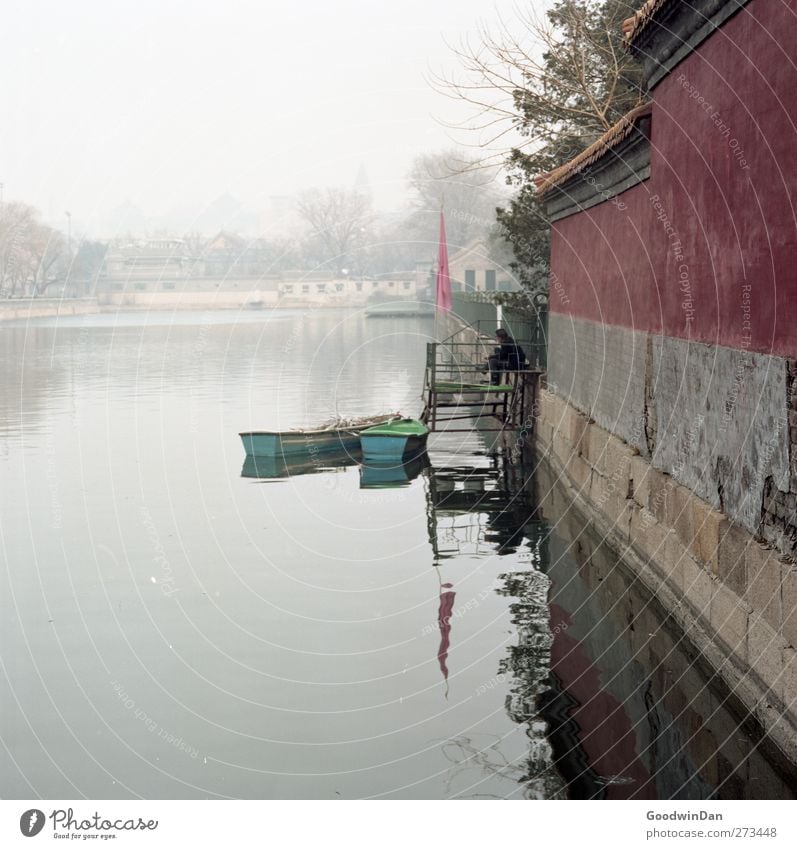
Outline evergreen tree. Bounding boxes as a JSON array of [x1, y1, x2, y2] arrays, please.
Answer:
[[440, 0, 646, 291]]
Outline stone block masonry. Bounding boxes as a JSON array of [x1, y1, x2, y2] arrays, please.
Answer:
[[536, 385, 797, 763], [548, 316, 648, 455], [548, 313, 795, 552]]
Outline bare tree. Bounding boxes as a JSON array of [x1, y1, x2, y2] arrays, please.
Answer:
[[432, 0, 645, 289], [296, 188, 373, 272], [28, 225, 68, 295], [404, 149, 506, 250], [0, 201, 75, 296], [0, 202, 37, 296], [434, 1, 644, 166]]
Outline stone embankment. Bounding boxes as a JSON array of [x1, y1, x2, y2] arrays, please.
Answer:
[[0, 298, 100, 321], [536, 386, 797, 764]]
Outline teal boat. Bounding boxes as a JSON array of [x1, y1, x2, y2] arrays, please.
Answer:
[[359, 418, 430, 461], [239, 413, 396, 457]]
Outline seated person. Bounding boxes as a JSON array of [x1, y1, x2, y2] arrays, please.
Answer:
[[487, 329, 525, 385]]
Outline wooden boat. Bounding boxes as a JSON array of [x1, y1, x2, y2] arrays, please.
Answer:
[[359, 418, 430, 461], [239, 413, 397, 457]]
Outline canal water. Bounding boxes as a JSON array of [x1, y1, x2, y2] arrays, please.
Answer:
[[1, 309, 794, 800]]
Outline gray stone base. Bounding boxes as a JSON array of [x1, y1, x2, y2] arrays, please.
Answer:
[[535, 387, 797, 765]]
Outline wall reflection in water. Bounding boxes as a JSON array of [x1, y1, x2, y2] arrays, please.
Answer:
[[425, 446, 796, 799]]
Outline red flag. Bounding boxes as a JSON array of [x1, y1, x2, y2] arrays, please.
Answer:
[[435, 210, 452, 312]]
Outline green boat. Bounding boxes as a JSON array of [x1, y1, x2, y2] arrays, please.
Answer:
[[359, 417, 430, 461]]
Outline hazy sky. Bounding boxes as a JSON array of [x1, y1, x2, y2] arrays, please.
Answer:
[[1, 0, 545, 235]]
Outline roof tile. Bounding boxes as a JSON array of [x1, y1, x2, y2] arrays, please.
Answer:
[[534, 102, 652, 197]]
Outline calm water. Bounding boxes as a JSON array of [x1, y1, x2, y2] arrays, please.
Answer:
[[1, 309, 794, 800]]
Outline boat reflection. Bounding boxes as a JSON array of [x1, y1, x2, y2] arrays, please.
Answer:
[[240, 449, 359, 481], [358, 451, 430, 489]]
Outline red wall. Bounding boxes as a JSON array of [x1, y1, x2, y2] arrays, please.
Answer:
[[549, 0, 797, 357]]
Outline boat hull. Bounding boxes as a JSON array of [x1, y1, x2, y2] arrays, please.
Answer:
[[360, 433, 428, 460], [359, 419, 430, 461], [239, 429, 361, 457]]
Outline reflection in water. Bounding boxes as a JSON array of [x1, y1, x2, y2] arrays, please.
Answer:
[[241, 448, 431, 489], [436, 581, 455, 696], [439, 734, 533, 800], [424, 450, 565, 797], [358, 452, 429, 489], [241, 449, 359, 480], [3, 311, 796, 799], [424, 446, 797, 799]]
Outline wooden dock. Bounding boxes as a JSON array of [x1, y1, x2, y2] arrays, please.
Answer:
[[419, 334, 543, 434]]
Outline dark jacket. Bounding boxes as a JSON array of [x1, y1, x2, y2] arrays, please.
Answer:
[[495, 336, 525, 370]]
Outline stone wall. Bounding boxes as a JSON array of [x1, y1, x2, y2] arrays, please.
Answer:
[[96, 291, 279, 310], [0, 298, 100, 322], [535, 386, 797, 763], [548, 314, 648, 453], [548, 313, 795, 551], [536, 457, 797, 796]]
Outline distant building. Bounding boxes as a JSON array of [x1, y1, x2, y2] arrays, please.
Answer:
[[104, 238, 191, 281], [277, 271, 418, 307], [97, 234, 278, 308], [447, 240, 519, 293]]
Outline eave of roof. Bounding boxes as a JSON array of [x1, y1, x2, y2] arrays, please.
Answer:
[[622, 0, 675, 48], [534, 102, 652, 197]]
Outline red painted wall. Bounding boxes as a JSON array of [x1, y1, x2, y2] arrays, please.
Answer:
[[549, 0, 797, 357]]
